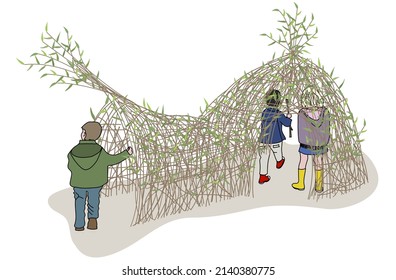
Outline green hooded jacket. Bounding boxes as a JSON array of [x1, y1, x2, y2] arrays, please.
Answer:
[[67, 140, 129, 188]]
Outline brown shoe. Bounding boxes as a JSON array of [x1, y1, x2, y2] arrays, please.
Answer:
[[87, 218, 98, 230], [75, 227, 84, 231]]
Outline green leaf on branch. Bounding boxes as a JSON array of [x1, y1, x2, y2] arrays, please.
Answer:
[[90, 107, 96, 120], [16, 58, 25, 65], [330, 67, 335, 78], [204, 98, 209, 108], [54, 76, 64, 85], [65, 84, 73, 91]]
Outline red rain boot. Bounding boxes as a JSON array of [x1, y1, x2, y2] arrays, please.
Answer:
[[276, 158, 285, 169], [258, 174, 271, 184]]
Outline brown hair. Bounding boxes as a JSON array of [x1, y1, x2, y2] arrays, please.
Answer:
[[81, 121, 102, 140]]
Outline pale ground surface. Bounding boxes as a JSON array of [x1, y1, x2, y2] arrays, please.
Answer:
[[48, 144, 377, 257]]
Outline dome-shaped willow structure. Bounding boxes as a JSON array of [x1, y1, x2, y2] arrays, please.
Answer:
[[19, 4, 368, 225]]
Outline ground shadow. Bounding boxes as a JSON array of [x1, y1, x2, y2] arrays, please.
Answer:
[[48, 144, 378, 257]]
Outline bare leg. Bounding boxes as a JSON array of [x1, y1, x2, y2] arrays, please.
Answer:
[[313, 154, 323, 170], [298, 153, 308, 169]]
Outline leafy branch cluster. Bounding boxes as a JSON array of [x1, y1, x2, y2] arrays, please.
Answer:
[[261, 2, 318, 56], [17, 24, 100, 92]]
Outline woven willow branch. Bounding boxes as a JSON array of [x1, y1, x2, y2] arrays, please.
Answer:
[[19, 4, 368, 225]]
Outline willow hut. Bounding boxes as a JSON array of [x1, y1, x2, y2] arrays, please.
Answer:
[[19, 5, 368, 225]]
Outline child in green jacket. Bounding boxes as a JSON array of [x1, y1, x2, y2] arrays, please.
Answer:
[[68, 121, 133, 231]]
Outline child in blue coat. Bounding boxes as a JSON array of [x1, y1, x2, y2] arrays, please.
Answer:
[[258, 89, 292, 184]]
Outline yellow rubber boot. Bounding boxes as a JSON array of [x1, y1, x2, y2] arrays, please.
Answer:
[[292, 169, 306, 191], [315, 170, 323, 193]]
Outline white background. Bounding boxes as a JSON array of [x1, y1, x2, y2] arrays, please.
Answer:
[[1, 0, 395, 279]]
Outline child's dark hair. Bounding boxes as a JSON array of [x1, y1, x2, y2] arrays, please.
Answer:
[[266, 89, 281, 107]]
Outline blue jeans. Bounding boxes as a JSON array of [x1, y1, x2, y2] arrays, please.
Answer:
[[73, 187, 102, 228]]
